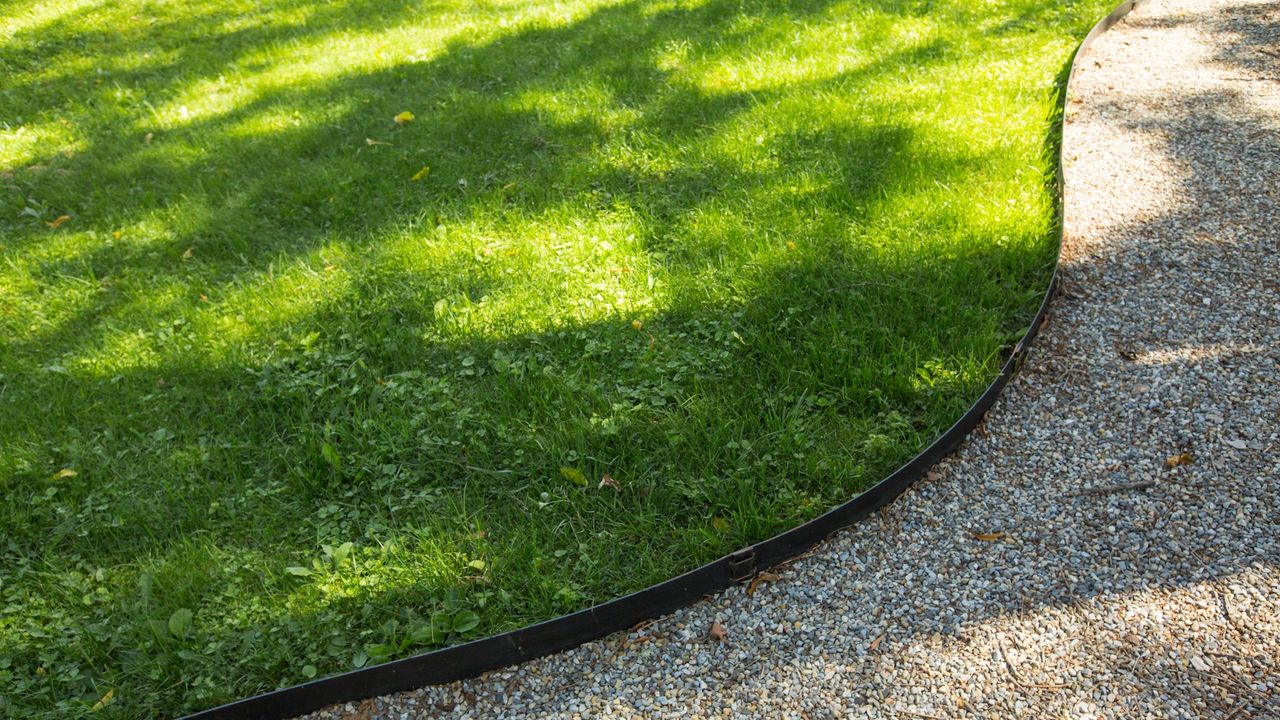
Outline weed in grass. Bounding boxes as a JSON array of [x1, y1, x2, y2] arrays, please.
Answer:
[[1, 0, 1104, 715]]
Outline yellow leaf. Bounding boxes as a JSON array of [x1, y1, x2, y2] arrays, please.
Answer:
[[972, 531, 1005, 542], [49, 468, 78, 481], [365, 138, 390, 146], [112, 230, 123, 239], [711, 516, 729, 532], [559, 467, 588, 487], [46, 215, 70, 229], [393, 111, 415, 125], [1164, 452, 1193, 468], [410, 164, 430, 181], [91, 688, 114, 712], [631, 319, 643, 330]]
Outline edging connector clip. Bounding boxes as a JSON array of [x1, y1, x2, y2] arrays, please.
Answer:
[[727, 549, 757, 583]]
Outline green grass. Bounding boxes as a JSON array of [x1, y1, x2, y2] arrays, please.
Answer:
[[1, 0, 1105, 715]]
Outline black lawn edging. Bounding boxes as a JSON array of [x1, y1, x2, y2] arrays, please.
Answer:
[[182, 2, 1147, 717]]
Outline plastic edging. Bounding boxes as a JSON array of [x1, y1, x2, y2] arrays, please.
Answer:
[[182, 2, 1146, 717]]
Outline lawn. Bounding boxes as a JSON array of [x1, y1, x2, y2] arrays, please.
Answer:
[[1, 0, 1105, 715]]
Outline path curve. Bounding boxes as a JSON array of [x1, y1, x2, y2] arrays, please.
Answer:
[[306, 0, 1280, 716]]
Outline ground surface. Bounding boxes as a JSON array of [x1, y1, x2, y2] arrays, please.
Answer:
[[301, 0, 1280, 717], [0, 0, 1113, 716]]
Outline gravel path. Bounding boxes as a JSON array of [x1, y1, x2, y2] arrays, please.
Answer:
[[304, 1, 1280, 717]]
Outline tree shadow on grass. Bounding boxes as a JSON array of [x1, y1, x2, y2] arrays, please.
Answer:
[[0, 0, 1095, 715], [1, 0, 974, 360], [393, 4, 1280, 718]]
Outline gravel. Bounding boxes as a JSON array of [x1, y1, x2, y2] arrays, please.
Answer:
[[300, 1, 1280, 717]]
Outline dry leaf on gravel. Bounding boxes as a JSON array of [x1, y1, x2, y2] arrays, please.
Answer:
[[746, 571, 781, 596]]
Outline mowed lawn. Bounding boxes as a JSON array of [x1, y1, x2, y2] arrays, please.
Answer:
[[1, 0, 1105, 715]]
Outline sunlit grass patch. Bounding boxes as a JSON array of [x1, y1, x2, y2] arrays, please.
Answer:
[[1, 0, 1105, 715]]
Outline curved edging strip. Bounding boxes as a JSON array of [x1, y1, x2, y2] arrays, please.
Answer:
[[183, 3, 1146, 717]]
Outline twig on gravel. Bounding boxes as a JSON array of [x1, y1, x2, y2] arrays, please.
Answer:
[[896, 710, 943, 719], [1072, 479, 1156, 496], [997, 638, 1069, 690]]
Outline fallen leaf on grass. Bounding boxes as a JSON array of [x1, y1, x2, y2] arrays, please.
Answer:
[[167, 608, 194, 639], [90, 688, 114, 712], [48, 468, 78, 481], [365, 138, 390, 146], [710, 516, 730, 532], [746, 571, 781, 596], [410, 164, 430, 181], [393, 111, 415, 125], [182, 246, 194, 260], [560, 467, 588, 487], [709, 620, 727, 644], [598, 473, 620, 492], [320, 442, 341, 471], [971, 531, 1006, 542], [45, 215, 70, 229], [1164, 452, 1193, 468]]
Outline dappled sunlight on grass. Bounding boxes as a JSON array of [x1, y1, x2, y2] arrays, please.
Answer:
[[0, 0, 1114, 715]]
